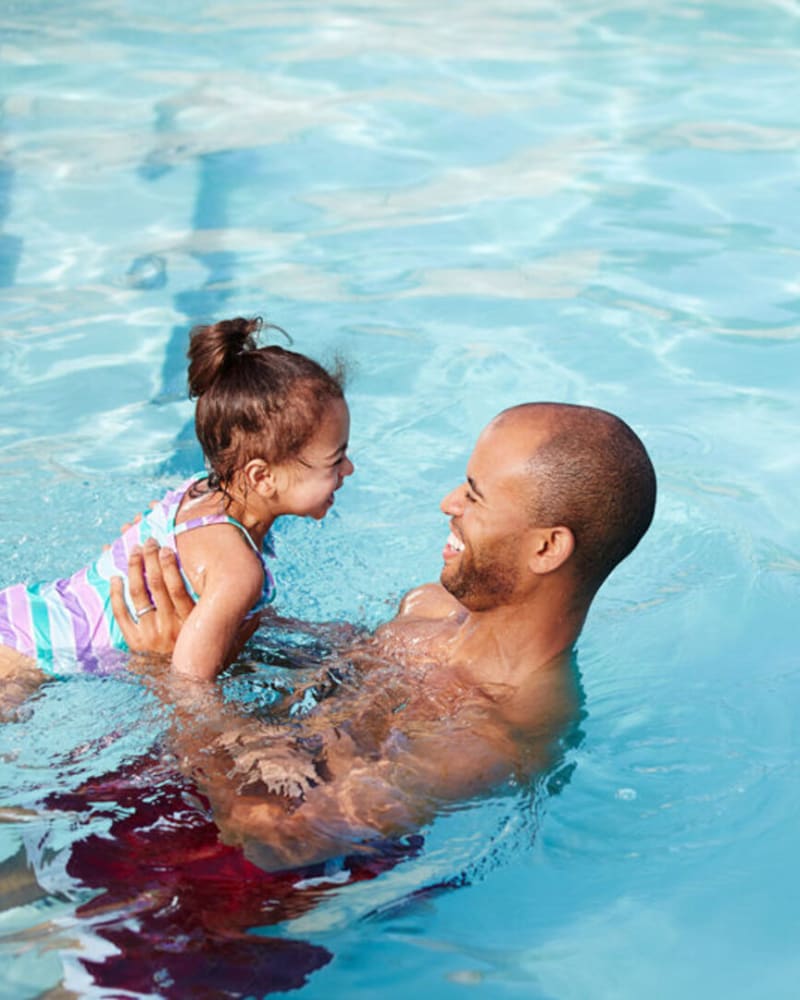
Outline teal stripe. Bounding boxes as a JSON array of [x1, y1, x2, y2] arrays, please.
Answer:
[[26, 582, 54, 656], [84, 561, 127, 649]]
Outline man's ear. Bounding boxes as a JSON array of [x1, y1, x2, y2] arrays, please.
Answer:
[[528, 525, 575, 575], [243, 459, 279, 498]]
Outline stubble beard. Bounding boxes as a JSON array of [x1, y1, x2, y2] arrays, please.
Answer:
[[441, 542, 521, 612]]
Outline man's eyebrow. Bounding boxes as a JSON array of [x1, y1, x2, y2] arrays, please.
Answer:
[[467, 476, 485, 499]]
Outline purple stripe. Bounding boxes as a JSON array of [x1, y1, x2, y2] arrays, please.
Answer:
[[178, 514, 228, 531], [0, 587, 15, 648], [54, 577, 94, 656], [164, 483, 188, 508], [0, 585, 36, 656], [109, 536, 131, 576]]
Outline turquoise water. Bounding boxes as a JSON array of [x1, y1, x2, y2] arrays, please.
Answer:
[[1, 1, 800, 996]]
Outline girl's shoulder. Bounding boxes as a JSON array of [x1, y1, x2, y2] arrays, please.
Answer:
[[173, 490, 263, 571], [174, 509, 266, 608]]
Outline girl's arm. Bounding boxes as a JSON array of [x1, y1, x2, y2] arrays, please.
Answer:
[[111, 532, 264, 681], [171, 527, 265, 681], [113, 540, 363, 660]]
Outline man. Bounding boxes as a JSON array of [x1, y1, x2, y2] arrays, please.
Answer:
[[113, 402, 656, 872]]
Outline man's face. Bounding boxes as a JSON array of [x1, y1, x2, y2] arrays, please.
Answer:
[[439, 415, 548, 611]]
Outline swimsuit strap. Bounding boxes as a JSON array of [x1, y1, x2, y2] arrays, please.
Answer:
[[173, 512, 262, 554], [170, 481, 277, 616], [170, 477, 276, 558]]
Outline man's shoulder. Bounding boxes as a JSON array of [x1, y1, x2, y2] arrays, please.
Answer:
[[396, 583, 463, 621]]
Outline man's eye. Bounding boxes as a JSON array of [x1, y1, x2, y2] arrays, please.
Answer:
[[465, 491, 477, 503]]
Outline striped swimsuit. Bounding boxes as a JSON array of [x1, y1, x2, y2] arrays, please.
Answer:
[[0, 474, 276, 675]]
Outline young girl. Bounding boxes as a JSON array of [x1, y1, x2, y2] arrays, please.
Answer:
[[0, 317, 353, 683]]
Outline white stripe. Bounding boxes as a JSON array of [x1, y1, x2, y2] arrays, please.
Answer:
[[45, 586, 78, 659]]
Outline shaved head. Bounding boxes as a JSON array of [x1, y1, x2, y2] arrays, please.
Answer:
[[494, 403, 656, 596]]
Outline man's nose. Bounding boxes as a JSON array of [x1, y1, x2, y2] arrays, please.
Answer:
[[440, 484, 464, 515]]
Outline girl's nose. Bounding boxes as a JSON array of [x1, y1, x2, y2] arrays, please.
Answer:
[[337, 455, 354, 488]]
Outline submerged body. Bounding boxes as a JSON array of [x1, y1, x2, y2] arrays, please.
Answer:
[[173, 575, 583, 872], [7, 747, 424, 999], [5, 401, 654, 873], [127, 402, 654, 870]]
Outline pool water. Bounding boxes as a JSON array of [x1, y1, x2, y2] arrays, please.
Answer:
[[1, 1, 799, 997]]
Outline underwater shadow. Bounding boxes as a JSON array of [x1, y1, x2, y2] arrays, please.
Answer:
[[42, 753, 422, 998]]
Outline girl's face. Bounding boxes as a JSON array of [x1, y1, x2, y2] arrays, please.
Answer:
[[277, 397, 354, 519]]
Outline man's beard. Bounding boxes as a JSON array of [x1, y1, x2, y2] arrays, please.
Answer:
[[441, 540, 521, 612]]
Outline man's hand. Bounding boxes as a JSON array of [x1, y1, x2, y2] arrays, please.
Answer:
[[110, 539, 194, 655]]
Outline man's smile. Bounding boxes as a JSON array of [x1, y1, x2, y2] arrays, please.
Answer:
[[443, 530, 465, 561]]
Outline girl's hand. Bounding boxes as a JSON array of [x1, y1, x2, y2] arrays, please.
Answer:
[[110, 539, 194, 655]]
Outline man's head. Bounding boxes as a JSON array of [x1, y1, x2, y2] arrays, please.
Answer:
[[440, 402, 656, 611]]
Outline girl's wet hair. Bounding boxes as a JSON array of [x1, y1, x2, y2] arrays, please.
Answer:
[[187, 316, 345, 490]]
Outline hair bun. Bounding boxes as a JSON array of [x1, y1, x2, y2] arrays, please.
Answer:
[[223, 316, 262, 354], [187, 316, 262, 398]]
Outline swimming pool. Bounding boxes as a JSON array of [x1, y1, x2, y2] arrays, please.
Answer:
[[1, 0, 799, 996]]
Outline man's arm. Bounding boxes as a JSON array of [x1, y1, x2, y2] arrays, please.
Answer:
[[173, 700, 517, 872]]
